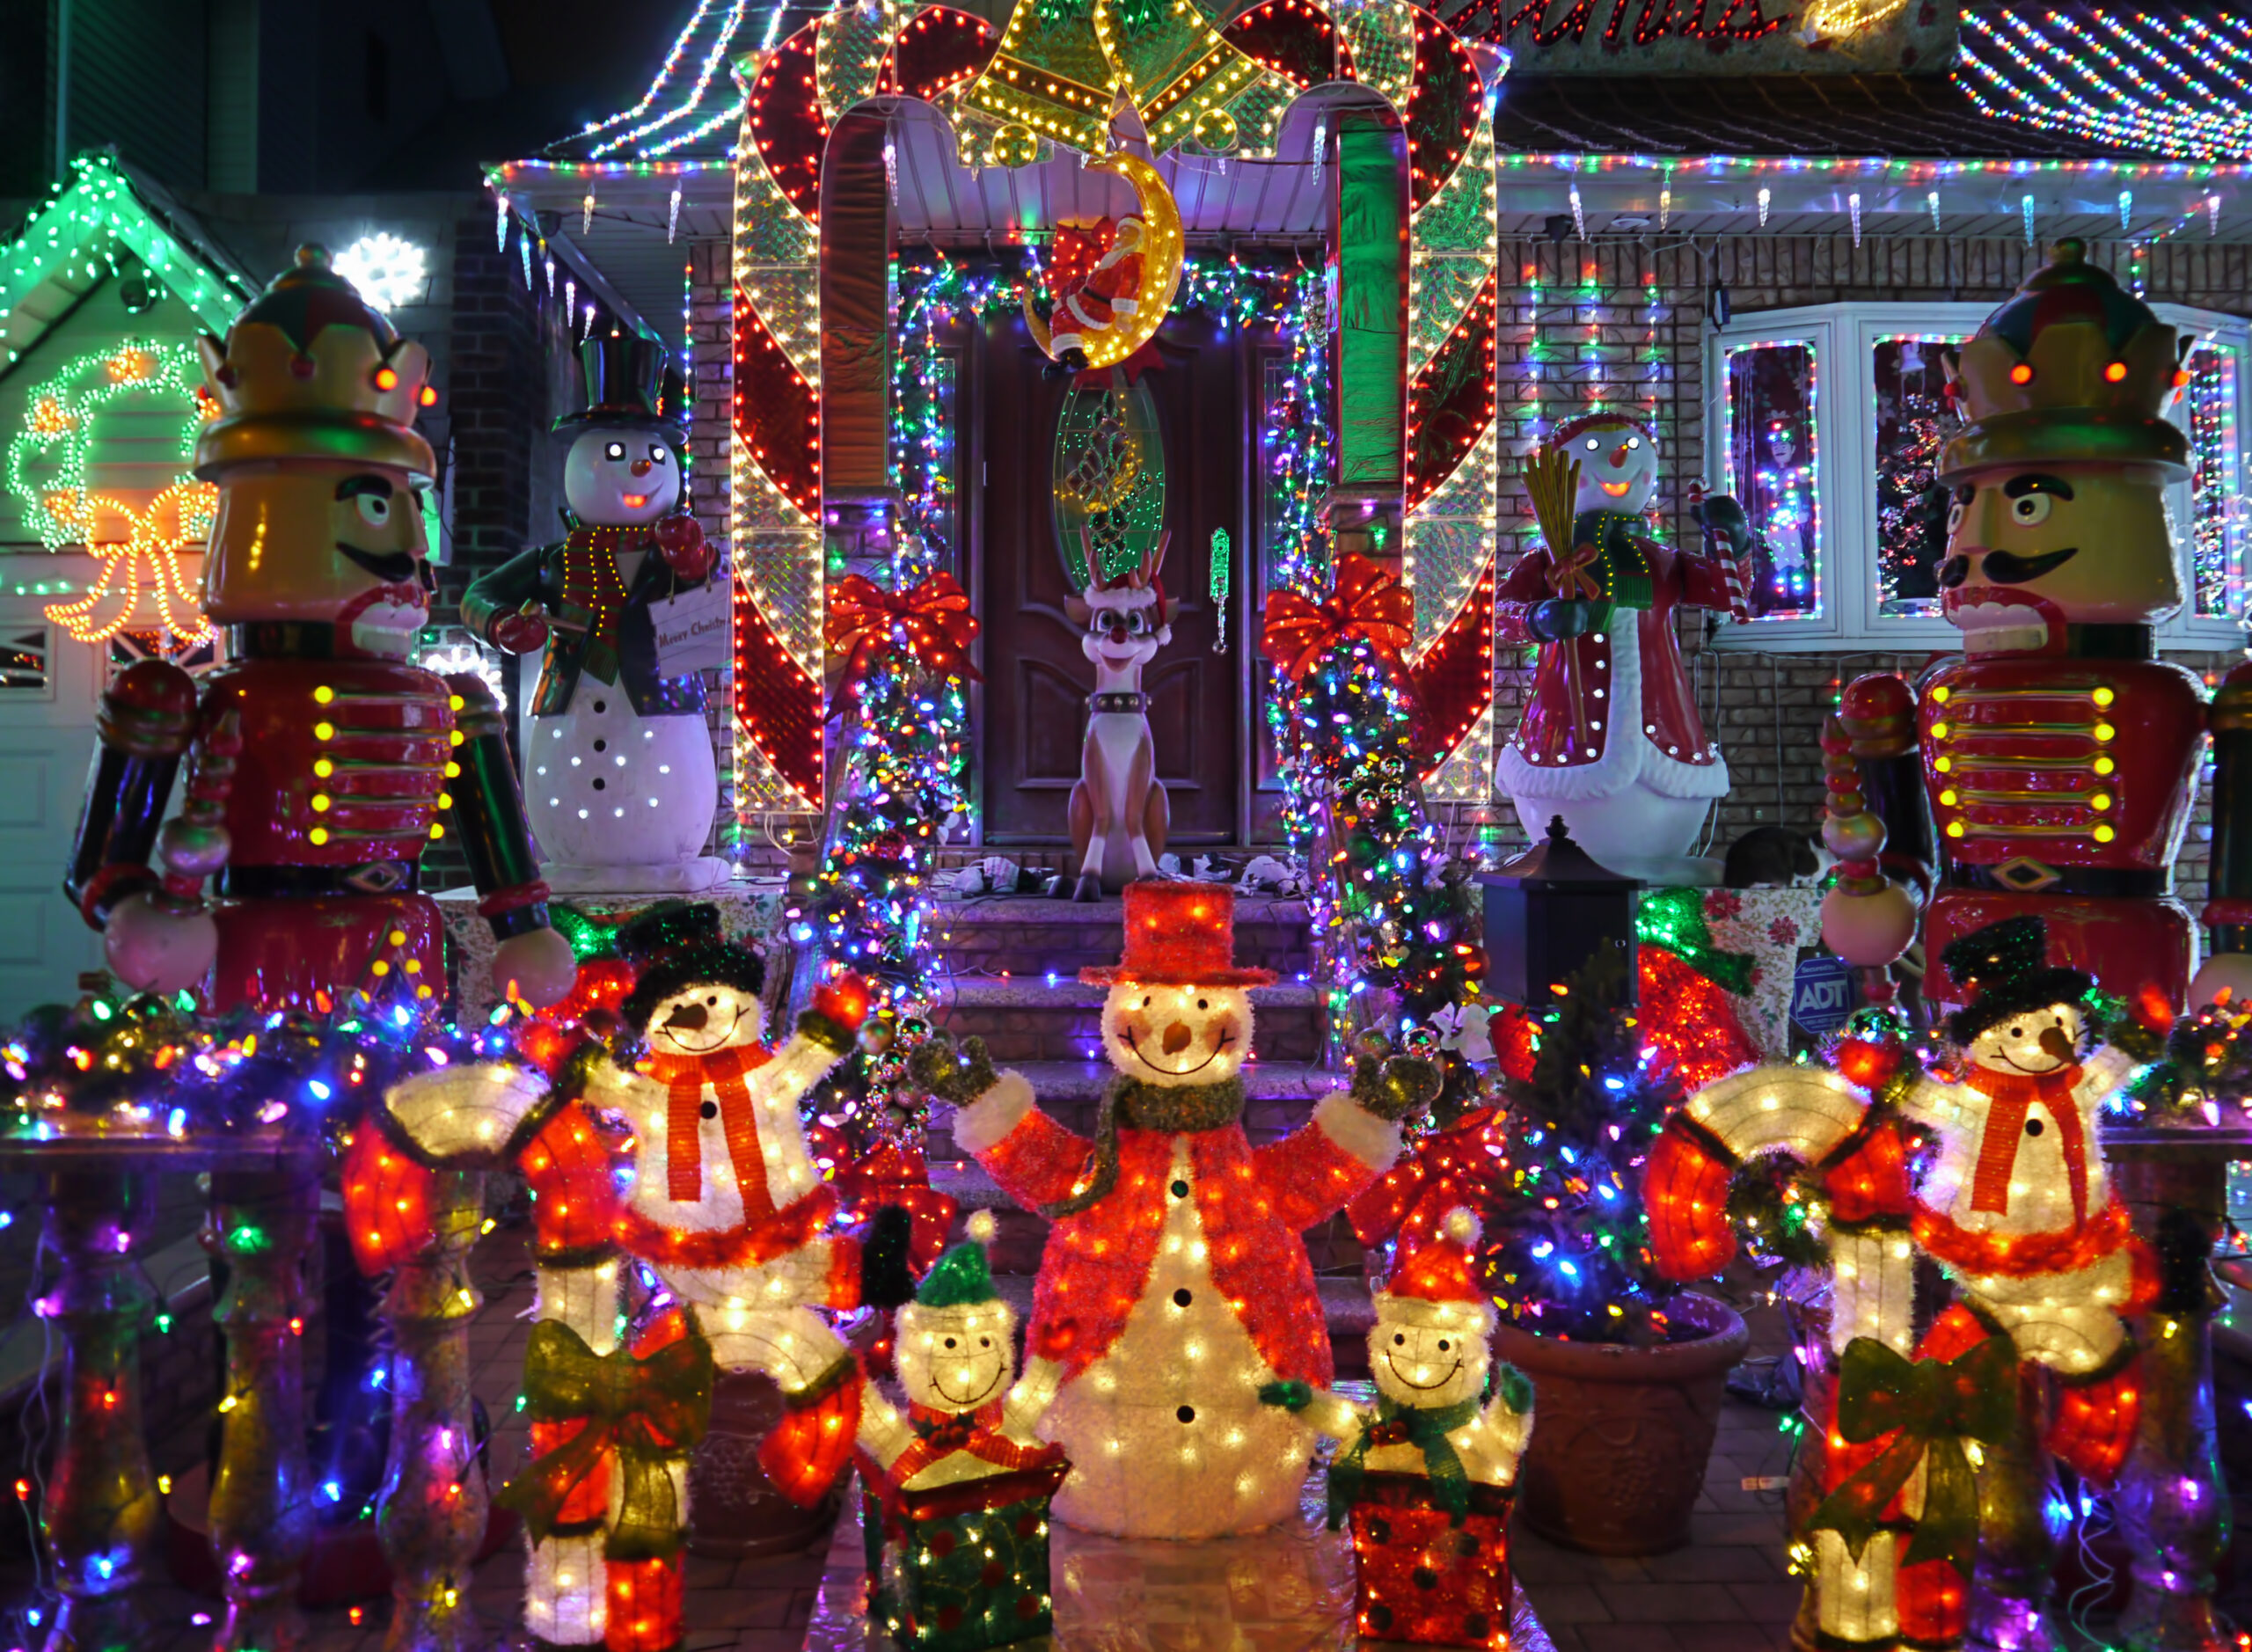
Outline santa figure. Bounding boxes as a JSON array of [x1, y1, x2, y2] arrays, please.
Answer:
[[1272, 1208, 1532, 1650], [857, 1211, 1071, 1649], [915, 881, 1422, 1539], [1039, 214, 1146, 376], [504, 903, 909, 1651], [1495, 413, 1753, 880]]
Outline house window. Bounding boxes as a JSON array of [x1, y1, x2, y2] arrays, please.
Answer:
[[1708, 302, 2252, 650], [1721, 340, 1819, 622]]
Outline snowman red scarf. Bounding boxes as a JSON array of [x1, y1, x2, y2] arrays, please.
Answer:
[[1961, 1063, 2088, 1227], [647, 1043, 775, 1210]]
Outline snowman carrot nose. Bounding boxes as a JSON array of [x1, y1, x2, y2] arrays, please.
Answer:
[[2038, 1026, 2075, 1061], [1609, 442, 1630, 466], [1162, 1021, 1193, 1055], [664, 1003, 709, 1031], [631, 458, 653, 477]]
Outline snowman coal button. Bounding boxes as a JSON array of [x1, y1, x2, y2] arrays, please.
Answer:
[[1176, 1406, 1195, 1423], [1170, 1180, 1189, 1199], [1172, 1288, 1192, 1307]]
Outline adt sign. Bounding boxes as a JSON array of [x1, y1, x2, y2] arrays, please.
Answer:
[[1790, 954, 1856, 1037]]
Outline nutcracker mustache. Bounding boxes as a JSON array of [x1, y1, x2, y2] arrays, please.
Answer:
[[337, 544, 431, 587]]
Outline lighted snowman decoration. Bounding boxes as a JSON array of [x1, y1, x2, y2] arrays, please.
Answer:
[[1493, 413, 1751, 879], [462, 333, 729, 894], [1287, 1209, 1532, 1516], [859, 1211, 1064, 1488], [926, 880, 1416, 1539]]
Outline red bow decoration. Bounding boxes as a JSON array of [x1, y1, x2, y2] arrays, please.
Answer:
[[1546, 542, 1605, 602], [825, 573, 982, 690], [1259, 555, 1415, 684]]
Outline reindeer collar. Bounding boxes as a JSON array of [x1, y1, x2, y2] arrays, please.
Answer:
[[1089, 691, 1147, 713]]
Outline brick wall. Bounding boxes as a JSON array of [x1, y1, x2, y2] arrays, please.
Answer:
[[1482, 231, 2252, 903]]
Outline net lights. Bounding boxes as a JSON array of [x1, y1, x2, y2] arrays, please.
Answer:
[[1957, 7, 2252, 165]]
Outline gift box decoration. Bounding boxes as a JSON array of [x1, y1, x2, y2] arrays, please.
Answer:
[[1348, 1471, 1515, 1650], [865, 1460, 1071, 1651]]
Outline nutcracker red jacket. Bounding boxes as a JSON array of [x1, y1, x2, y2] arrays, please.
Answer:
[[960, 1079, 1399, 1385]]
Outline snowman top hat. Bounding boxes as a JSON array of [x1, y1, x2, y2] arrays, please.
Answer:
[[1080, 881, 1276, 988], [1378, 1207, 1495, 1329], [555, 332, 686, 437], [1939, 915, 2092, 1048], [615, 900, 766, 1039]]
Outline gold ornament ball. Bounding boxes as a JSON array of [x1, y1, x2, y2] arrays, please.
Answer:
[[991, 124, 1039, 169], [1192, 106, 1239, 152]]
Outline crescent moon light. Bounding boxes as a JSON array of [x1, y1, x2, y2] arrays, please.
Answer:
[[1025, 153, 1186, 371]]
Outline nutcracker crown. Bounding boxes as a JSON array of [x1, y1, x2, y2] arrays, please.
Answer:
[[1940, 238, 2190, 483], [194, 245, 436, 482]]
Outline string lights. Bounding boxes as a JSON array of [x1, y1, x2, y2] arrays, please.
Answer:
[[5, 342, 216, 647], [1956, 6, 2252, 164]]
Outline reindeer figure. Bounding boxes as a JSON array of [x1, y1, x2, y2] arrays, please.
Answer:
[[1065, 530, 1172, 902]]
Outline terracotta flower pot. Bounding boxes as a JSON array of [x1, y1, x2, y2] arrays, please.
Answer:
[[1489, 1292, 1749, 1556]]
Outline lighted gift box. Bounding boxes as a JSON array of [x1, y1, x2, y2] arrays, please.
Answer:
[[862, 1459, 1071, 1651], [1348, 1471, 1516, 1651]]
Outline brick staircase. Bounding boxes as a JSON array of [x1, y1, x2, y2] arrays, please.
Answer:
[[920, 892, 1375, 1371]]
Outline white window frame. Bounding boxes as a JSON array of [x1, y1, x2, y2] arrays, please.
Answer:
[[1704, 301, 2252, 653]]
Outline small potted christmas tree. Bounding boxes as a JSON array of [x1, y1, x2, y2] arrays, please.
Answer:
[[1483, 947, 1750, 1556]]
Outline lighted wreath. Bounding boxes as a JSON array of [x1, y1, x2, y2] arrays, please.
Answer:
[[4, 340, 216, 645]]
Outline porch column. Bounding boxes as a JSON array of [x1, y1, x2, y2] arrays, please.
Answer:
[[1323, 110, 1409, 580], [819, 106, 899, 577]]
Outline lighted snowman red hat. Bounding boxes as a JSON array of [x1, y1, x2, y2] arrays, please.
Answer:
[[1085, 881, 1274, 1090]]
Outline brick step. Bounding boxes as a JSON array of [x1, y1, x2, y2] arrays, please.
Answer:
[[932, 979, 1326, 1065], [928, 894, 1314, 979]]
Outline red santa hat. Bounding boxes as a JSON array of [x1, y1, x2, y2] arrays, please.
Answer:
[[1547, 409, 1655, 451], [1376, 1207, 1496, 1330]]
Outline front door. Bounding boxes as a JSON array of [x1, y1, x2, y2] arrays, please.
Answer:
[[978, 311, 1241, 857]]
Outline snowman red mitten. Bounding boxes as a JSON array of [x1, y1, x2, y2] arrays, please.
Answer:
[[652, 515, 713, 583]]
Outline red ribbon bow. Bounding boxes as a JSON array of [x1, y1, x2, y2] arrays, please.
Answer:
[[1259, 555, 1415, 684], [1546, 541, 1605, 602], [825, 573, 983, 691]]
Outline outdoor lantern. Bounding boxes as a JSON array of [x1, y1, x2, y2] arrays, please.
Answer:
[[1475, 815, 1641, 1008]]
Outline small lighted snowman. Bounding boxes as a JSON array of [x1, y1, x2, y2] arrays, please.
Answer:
[[859, 1211, 1064, 1489], [1301, 1209, 1532, 1514], [462, 333, 729, 894]]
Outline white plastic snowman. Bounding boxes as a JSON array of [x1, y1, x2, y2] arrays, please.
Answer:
[[463, 334, 729, 893]]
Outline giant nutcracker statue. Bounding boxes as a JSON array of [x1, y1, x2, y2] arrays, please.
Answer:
[[1823, 238, 2220, 1020], [1494, 413, 1752, 880], [463, 333, 729, 893], [63, 245, 576, 1011]]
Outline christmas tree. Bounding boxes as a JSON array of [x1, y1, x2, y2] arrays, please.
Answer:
[[1487, 947, 1689, 1346]]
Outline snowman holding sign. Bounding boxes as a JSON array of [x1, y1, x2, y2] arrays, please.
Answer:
[[464, 333, 732, 892]]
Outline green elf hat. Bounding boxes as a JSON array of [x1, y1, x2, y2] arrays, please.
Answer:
[[915, 1210, 1000, 1310]]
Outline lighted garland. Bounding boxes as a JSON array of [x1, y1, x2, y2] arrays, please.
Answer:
[[5, 340, 216, 646]]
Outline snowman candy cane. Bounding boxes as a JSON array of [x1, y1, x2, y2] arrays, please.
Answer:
[[1644, 916, 2150, 1650], [504, 903, 910, 1652]]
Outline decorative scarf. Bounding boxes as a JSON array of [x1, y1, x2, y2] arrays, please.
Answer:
[[1327, 1394, 1482, 1530], [1962, 1063, 2087, 1225], [559, 525, 642, 686], [645, 1043, 775, 1207], [1042, 1074, 1246, 1219], [1561, 508, 1656, 633], [883, 1400, 1059, 1488]]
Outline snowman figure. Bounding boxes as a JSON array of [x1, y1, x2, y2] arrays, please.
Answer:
[[858, 1212, 1071, 1647], [915, 881, 1426, 1539], [464, 333, 730, 893], [1494, 413, 1754, 881], [1270, 1208, 1531, 1648], [507, 903, 910, 1647]]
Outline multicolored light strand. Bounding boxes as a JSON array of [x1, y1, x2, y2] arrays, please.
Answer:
[[1957, 8, 2252, 164]]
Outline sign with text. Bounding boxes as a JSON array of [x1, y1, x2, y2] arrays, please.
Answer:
[[1789, 953, 1857, 1038], [652, 580, 732, 678], [1482, 0, 1956, 75]]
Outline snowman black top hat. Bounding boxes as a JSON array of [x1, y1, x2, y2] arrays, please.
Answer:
[[615, 901, 767, 1040], [1939, 915, 2093, 1048], [554, 332, 687, 437]]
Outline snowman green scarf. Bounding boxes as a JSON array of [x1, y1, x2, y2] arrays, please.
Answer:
[[1326, 1393, 1482, 1529]]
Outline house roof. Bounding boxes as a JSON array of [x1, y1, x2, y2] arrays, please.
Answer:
[[1489, 69, 2161, 162], [0, 151, 258, 379]]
